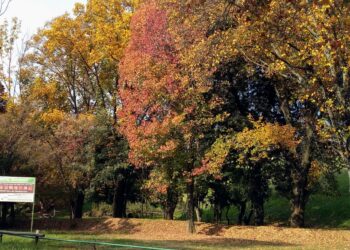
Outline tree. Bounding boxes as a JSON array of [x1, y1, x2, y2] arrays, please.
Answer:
[[0, 18, 20, 99], [0, 101, 48, 227], [19, 0, 138, 219], [118, 0, 223, 233], [0, 83, 5, 112], [37, 110, 95, 219], [160, 0, 346, 228], [89, 110, 139, 218], [27, 0, 137, 115]]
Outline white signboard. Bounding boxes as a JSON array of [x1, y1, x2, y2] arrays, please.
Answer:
[[0, 176, 36, 203]]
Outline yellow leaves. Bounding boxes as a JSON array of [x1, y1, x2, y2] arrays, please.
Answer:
[[73, 2, 85, 16], [201, 118, 299, 174], [39, 108, 66, 126], [37, 0, 136, 70], [30, 79, 57, 99], [0, 93, 15, 111], [275, 60, 287, 71], [234, 117, 299, 163], [83, 0, 135, 63], [78, 113, 95, 124], [325, 99, 334, 108], [28, 78, 66, 109], [202, 136, 233, 175], [308, 160, 325, 189], [316, 118, 338, 141]]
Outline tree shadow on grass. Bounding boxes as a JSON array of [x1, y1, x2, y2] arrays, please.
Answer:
[[47, 218, 143, 234], [17, 218, 142, 234], [197, 223, 228, 236]]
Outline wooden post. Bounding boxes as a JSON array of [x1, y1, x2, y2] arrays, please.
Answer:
[[30, 202, 35, 232], [31, 178, 37, 232]]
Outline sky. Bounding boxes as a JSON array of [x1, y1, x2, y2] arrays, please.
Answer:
[[1, 0, 86, 37]]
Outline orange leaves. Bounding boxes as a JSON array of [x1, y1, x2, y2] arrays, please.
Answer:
[[144, 171, 169, 195], [118, 1, 183, 166]]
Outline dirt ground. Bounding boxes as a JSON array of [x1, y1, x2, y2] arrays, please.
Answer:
[[18, 218, 350, 249]]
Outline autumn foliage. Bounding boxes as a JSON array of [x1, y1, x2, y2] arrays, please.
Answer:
[[1, 0, 350, 233], [118, 1, 180, 166]]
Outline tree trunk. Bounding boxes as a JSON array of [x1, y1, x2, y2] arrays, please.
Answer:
[[1, 203, 8, 228], [290, 170, 309, 227], [252, 201, 264, 226], [187, 178, 195, 234], [112, 180, 127, 218], [237, 202, 246, 225], [163, 189, 178, 220], [73, 190, 85, 219], [9, 203, 15, 226], [225, 206, 230, 225], [214, 203, 222, 224], [195, 205, 202, 222], [250, 166, 265, 226], [244, 209, 253, 225], [163, 205, 176, 220], [70, 199, 75, 220], [348, 168, 350, 193], [290, 121, 312, 228]]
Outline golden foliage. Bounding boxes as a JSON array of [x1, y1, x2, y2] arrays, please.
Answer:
[[39, 108, 66, 126], [235, 118, 299, 163]]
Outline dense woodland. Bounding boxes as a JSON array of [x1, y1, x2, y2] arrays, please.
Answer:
[[1, 0, 350, 234]]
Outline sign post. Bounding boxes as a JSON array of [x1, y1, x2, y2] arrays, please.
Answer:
[[0, 176, 36, 232]]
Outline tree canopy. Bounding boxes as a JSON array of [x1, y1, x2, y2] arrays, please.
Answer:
[[0, 0, 349, 232]]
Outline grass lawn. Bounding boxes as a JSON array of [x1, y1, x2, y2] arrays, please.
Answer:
[[1, 229, 349, 250], [264, 169, 350, 228], [199, 169, 350, 228], [0, 234, 182, 250]]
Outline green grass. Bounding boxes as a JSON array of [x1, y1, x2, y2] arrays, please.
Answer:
[[2, 231, 349, 250], [305, 170, 350, 228], [0, 233, 319, 250], [0, 234, 164, 250], [198, 169, 350, 228], [0, 234, 179, 250]]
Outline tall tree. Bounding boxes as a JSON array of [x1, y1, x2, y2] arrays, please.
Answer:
[[119, 0, 223, 232], [20, 0, 138, 218], [160, 0, 346, 228]]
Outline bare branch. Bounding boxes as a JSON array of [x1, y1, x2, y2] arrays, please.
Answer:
[[0, 0, 12, 17]]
